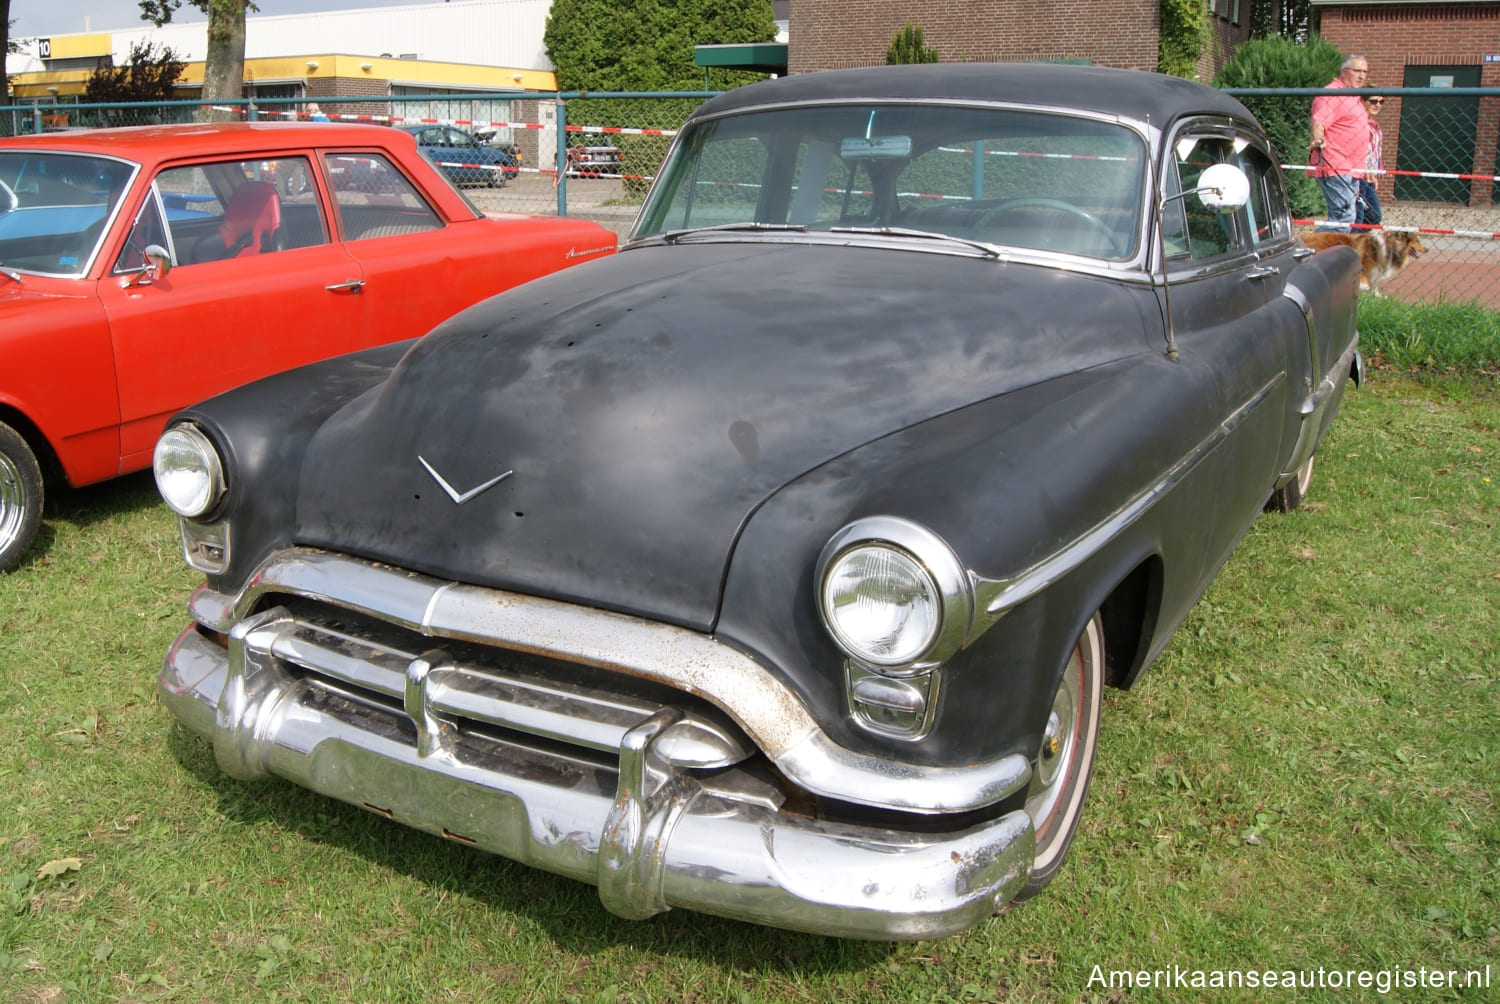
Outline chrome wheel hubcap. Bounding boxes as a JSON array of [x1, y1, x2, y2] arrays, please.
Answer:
[[0, 451, 27, 551]]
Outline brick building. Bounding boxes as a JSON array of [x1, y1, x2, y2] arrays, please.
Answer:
[[1312, 0, 1500, 205], [788, 0, 1252, 80]]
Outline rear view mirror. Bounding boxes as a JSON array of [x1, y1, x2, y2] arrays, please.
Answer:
[[840, 136, 912, 159]]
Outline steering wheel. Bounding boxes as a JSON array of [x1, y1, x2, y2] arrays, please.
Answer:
[[986, 198, 1122, 255]]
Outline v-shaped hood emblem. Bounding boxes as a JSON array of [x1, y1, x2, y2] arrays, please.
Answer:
[[418, 456, 514, 505]]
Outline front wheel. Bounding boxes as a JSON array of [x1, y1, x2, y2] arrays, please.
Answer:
[[1266, 455, 1315, 512], [0, 421, 45, 573], [1015, 612, 1104, 901]]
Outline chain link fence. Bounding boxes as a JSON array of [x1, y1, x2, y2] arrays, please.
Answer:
[[5, 86, 1497, 305], [1226, 85, 1500, 308], [1, 93, 704, 239]]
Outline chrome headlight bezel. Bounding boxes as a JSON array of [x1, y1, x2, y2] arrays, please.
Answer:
[[153, 423, 226, 519], [815, 516, 975, 676]]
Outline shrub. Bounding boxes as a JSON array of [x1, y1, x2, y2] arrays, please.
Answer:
[[887, 23, 939, 65]]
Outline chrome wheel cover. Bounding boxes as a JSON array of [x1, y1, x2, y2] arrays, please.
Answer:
[[1024, 616, 1103, 874], [0, 449, 29, 553]]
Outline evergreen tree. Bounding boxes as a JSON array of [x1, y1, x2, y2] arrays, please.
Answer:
[[886, 23, 938, 65], [545, 0, 776, 92]]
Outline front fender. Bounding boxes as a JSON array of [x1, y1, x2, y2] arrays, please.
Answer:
[[172, 339, 417, 591], [717, 349, 1226, 770]]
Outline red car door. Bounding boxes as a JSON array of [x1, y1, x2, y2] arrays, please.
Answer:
[[98, 155, 367, 471]]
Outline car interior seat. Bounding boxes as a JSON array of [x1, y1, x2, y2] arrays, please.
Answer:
[[197, 181, 282, 262]]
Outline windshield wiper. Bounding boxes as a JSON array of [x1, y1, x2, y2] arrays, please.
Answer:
[[828, 225, 1006, 260], [0, 263, 22, 284], [661, 222, 807, 243]]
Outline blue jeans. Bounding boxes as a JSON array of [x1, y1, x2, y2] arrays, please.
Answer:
[[1356, 179, 1382, 226], [1315, 174, 1359, 230]]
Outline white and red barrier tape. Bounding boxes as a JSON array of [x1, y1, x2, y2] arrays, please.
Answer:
[[211, 105, 678, 136]]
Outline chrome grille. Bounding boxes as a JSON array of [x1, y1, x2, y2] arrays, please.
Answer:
[[252, 594, 755, 770]]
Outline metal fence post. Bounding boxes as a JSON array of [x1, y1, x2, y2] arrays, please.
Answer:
[[556, 96, 568, 217]]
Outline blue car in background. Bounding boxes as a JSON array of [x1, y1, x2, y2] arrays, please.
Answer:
[[397, 124, 517, 188]]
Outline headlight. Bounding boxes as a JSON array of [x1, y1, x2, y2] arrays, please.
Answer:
[[816, 517, 974, 674], [822, 544, 941, 666], [153, 424, 225, 518]]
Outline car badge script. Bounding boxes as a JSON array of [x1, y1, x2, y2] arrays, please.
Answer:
[[418, 456, 514, 505]]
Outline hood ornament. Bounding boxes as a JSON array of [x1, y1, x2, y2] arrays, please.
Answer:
[[419, 456, 513, 505]]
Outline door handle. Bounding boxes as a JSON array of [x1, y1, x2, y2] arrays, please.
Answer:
[[1292, 247, 1315, 261], [325, 279, 365, 292], [1245, 265, 1280, 280]]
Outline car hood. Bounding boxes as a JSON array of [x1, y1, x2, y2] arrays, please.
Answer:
[[294, 241, 1157, 631]]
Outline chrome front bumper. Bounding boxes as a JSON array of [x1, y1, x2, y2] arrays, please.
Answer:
[[160, 558, 1037, 940]]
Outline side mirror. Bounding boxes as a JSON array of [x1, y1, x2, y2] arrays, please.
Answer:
[[1160, 163, 1252, 216], [1194, 163, 1251, 214], [142, 244, 172, 280], [121, 243, 173, 288]]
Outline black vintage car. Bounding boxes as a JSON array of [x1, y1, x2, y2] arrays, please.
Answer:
[[154, 64, 1360, 940]]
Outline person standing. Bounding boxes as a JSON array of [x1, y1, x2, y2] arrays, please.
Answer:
[[1309, 55, 1370, 230], [1356, 93, 1385, 227]]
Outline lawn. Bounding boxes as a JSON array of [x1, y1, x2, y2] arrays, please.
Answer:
[[2, 374, 1496, 1003]]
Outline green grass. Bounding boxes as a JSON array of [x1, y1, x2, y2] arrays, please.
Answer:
[[1358, 296, 1500, 381], [2, 376, 1496, 1003]]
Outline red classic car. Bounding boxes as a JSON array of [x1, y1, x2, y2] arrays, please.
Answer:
[[0, 122, 616, 571]]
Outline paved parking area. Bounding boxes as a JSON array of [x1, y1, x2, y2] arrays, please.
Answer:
[[465, 174, 641, 237]]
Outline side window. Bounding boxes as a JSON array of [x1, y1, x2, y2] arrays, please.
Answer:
[[112, 190, 169, 274], [324, 152, 443, 240], [153, 157, 329, 266], [1237, 144, 1290, 247], [1164, 135, 1240, 261]]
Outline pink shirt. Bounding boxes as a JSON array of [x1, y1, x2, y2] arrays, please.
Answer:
[[1311, 78, 1369, 177]]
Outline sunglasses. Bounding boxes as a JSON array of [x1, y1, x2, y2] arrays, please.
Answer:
[[1366, 98, 1385, 105]]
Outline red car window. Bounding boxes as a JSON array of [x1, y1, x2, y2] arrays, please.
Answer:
[[323, 152, 443, 241]]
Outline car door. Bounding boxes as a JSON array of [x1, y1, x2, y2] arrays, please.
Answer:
[[98, 154, 366, 471], [321, 149, 485, 347], [1157, 127, 1308, 566]]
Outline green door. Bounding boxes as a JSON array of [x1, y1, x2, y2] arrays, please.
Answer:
[[1395, 65, 1481, 204]]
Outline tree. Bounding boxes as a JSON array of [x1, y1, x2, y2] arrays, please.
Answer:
[[886, 23, 938, 65], [138, 0, 252, 116], [4, 12, 16, 103], [84, 40, 185, 105], [1214, 33, 1342, 217], [544, 0, 776, 92]]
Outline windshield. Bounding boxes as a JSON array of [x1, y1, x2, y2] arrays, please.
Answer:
[[0, 152, 135, 277], [634, 103, 1147, 261]]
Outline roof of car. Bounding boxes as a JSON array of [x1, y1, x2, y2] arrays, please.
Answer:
[[0, 121, 407, 164], [690, 63, 1253, 129]]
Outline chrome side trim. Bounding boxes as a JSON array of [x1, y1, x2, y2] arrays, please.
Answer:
[[1280, 335, 1359, 482], [971, 373, 1285, 624], [185, 548, 1031, 814]]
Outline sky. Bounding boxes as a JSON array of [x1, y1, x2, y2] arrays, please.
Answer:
[[8, 1, 438, 39]]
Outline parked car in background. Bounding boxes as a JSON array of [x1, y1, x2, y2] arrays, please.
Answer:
[[0, 121, 615, 571], [564, 139, 624, 178], [397, 124, 518, 187], [154, 65, 1360, 939]]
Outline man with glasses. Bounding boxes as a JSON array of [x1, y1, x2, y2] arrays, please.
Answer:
[[1309, 55, 1371, 230]]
